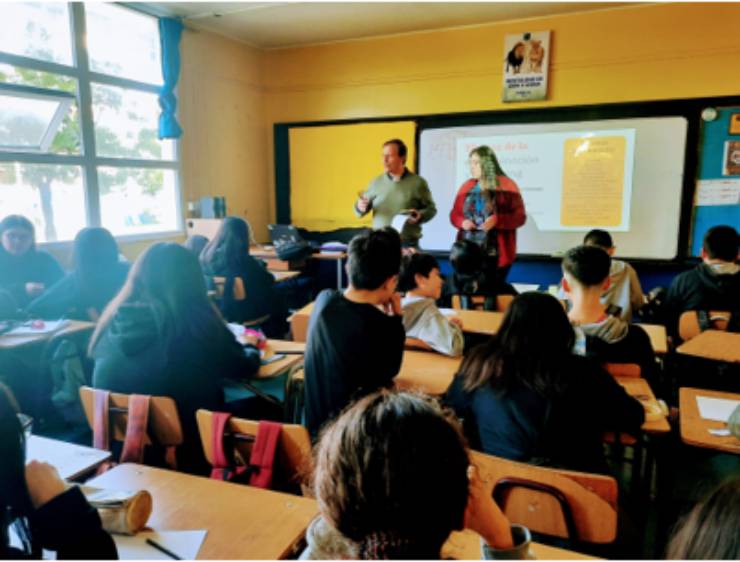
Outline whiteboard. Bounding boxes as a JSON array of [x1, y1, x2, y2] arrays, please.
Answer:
[[418, 117, 688, 259]]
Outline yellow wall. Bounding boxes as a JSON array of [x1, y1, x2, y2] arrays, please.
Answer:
[[89, 1, 740, 259]]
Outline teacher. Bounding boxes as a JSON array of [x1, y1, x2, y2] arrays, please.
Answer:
[[355, 139, 437, 248], [449, 145, 526, 283]]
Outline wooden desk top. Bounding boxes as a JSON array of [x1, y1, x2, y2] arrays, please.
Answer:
[[272, 270, 302, 282], [677, 330, 740, 363], [395, 350, 462, 396], [441, 308, 504, 336], [444, 529, 599, 560], [257, 352, 303, 379], [0, 320, 95, 350], [638, 323, 668, 355], [614, 376, 671, 434], [88, 464, 318, 560], [679, 387, 740, 454], [27, 435, 110, 481]]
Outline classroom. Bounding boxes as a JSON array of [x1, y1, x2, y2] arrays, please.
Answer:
[[1, 1, 739, 560]]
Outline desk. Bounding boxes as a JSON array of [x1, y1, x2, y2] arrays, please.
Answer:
[[0, 320, 95, 350], [27, 435, 110, 481], [257, 340, 304, 379], [272, 270, 302, 283], [677, 330, 740, 363], [443, 529, 599, 560], [639, 323, 668, 355], [614, 376, 670, 434], [679, 387, 740, 454], [88, 464, 318, 559], [395, 350, 462, 396]]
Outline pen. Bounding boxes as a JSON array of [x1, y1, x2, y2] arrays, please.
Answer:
[[146, 538, 182, 560]]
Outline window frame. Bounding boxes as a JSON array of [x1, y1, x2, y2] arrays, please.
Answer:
[[0, 2, 183, 245]]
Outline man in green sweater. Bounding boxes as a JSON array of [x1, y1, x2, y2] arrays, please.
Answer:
[[355, 139, 437, 248]]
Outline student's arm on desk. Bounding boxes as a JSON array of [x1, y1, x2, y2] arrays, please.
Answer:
[[591, 366, 645, 434], [219, 332, 261, 381], [382, 314, 406, 385]]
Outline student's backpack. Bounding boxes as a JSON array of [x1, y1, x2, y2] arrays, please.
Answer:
[[48, 339, 88, 425], [209, 412, 282, 490]]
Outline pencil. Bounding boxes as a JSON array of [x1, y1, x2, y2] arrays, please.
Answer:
[[146, 538, 182, 560]]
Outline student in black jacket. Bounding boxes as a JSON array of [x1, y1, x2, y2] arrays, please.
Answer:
[[200, 217, 287, 336], [27, 227, 129, 321], [89, 243, 262, 473], [304, 228, 405, 438], [561, 245, 657, 386], [0, 215, 63, 309], [665, 225, 739, 339], [0, 385, 117, 559], [445, 292, 644, 475]]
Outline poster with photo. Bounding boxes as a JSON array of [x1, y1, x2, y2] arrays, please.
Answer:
[[723, 140, 740, 176], [502, 31, 551, 103]]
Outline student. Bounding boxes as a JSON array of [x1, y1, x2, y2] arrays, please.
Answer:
[[183, 234, 209, 258], [302, 390, 530, 559], [446, 292, 644, 475], [27, 228, 129, 321], [0, 215, 63, 309], [90, 243, 263, 473], [665, 225, 739, 338], [448, 239, 515, 311], [581, 229, 644, 321], [304, 228, 405, 438], [200, 217, 287, 336], [562, 245, 657, 383], [0, 384, 117, 559], [398, 252, 464, 357], [666, 477, 740, 559]]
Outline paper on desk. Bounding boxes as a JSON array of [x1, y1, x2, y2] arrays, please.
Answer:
[[114, 530, 206, 560], [696, 396, 740, 422], [8, 319, 69, 335], [439, 308, 459, 317], [512, 283, 540, 293], [261, 353, 285, 365], [709, 428, 731, 437]]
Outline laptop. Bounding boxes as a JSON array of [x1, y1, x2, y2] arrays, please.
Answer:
[[268, 224, 305, 246]]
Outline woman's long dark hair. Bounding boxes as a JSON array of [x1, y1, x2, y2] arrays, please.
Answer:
[[89, 243, 230, 355], [200, 216, 250, 273], [0, 383, 33, 554], [458, 292, 575, 395]]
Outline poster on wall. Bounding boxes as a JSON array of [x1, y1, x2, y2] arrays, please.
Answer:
[[502, 31, 551, 103], [723, 140, 740, 176]]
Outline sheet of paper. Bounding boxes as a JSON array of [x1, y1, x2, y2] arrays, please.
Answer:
[[8, 319, 69, 335], [114, 530, 207, 560], [696, 178, 740, 206], [696, 396, 740, 422], [708, 428, 731, 437], [439, 308, 459, 317], [261, 353, 285, 365], [512, 283, 540, 293]]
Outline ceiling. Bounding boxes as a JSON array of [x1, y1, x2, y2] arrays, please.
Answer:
[[142, 2, 639, 49]]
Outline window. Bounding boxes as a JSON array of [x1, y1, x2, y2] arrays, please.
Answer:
[[0, 3, 180, 243]]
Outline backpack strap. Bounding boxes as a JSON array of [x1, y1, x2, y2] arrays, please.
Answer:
[[209, 412, 247, 481], [248, 420, 282, 489], [120, 394, 151, 464], [92, 389, 111, 452]]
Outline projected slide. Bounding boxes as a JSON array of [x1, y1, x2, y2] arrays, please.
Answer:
[[418, 117, 688, 259], [453, 130, 635, 232]]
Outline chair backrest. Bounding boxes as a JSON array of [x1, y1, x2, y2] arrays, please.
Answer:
[[679, 310, 731, 342], [79, 386, 184, 447], [603, 363, 641, 378], [196, 409, 312, 494], [470, 450, 618, 544], [496, 294, 515, 312], [452, 294, 512, 312], [404, 337, 434, 351]]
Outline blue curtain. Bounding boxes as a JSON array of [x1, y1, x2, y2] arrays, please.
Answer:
[[158, 17, 184, 139]]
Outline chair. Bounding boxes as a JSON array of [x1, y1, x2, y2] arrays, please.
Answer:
[[78, 386, 183, 469], [196, 409, 312, 495], [678, 310, 731, 342], [470, 450, 618, 544], [451, 294, 512, 312]]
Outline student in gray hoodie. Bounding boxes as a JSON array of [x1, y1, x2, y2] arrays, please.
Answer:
[[398, 253, 464, 357], [562, 245, 657, 386]]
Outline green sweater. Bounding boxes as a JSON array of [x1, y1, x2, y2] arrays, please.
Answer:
[[356, 170, 437, 245]]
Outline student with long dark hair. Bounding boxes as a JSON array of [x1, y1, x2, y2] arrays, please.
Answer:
[[89, 243, 262, 473], [27, 228, 129, 321], [666, 477, 740, 559], [0, 384, 116, 559], [446, 292, 644, 475], [200, 217, 286, 336], [302, 391, 530, 559], [0, 215, 63, 308]]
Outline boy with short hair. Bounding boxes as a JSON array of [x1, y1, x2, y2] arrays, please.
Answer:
[[583, 229, 645, 321], [304, 228, 406, 437], [665, 225, 739, 337], [562, 245, 656, 382], [398, 253, 464, 357]]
